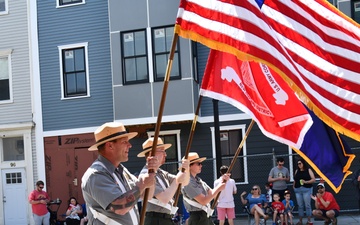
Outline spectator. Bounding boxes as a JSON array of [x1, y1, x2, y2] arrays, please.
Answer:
[[182, 152, 227, 225], [282, 190, 294, 225], [293, 158, 315, 225], [265, 182, 273, 204], [214, 165, 237, 225], [65, 197, 82, 225], [271, 193, 285, 225], [28, 180, 50, 225], [240, 185, 269, 225], [311, 183, 340, 225], [268, 157, 290, 201]]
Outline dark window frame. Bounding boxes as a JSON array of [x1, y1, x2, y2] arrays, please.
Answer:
[[151, 25, 181, 82], [121, 29, 149, 85], [61, 47, 88, 98], [58, 0, 83, 6]]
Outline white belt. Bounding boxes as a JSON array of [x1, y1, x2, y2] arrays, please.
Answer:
[[148, 198, 179, 215], [89, 207, 122, 225], [183, 196, 214, 217]]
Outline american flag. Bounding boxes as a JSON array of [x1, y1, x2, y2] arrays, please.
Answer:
[[175, 0, 360, 141]]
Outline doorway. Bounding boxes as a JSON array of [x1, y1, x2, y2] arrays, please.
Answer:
[[2, 168, 28, 225]]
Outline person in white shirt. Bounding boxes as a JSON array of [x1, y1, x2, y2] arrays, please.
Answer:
[[214, 165, 237, 225]]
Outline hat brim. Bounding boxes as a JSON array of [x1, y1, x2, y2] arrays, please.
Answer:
[[137, 143, 172, 157], [190, 157, 206, 164], [88, 132, 138, 151]]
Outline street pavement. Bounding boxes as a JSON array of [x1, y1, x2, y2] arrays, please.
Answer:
[[232, 213, 360, 225]]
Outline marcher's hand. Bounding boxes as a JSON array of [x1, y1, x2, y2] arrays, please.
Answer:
[[146, 156, 160, 172], [137, 173, 156, 191], [180, 159, 190, 171], [241, 191, 247, 197], [217, 182, 226, 192], [357, 175, 360, 182]]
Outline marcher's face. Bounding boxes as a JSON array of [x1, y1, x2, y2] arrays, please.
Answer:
[[277, 161, 284, 168], [112, 137, 132, 162], [297, 161, 303, 169], [190, 162, 202, 174], [155, 147, 167, 165], [317, 186, 325, 194]]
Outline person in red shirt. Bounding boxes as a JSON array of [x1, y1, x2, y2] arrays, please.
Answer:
[[271, 193, 285, 225], [311, 183, 340, 225], [28, 180, 50, 225]]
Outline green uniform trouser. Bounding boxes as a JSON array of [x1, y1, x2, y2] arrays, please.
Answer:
[[144, 212, 174, 225], [188, 211, 214, 225]]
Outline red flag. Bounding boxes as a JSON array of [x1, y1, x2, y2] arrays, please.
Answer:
[[200, 50, 312, 148], [175, 0, 360, 141]]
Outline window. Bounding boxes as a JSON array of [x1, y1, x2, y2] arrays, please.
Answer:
[[0, 49, 12, 102], [147, 130, 181, 175], [58, 0, 84, 7], [353, 1, 360, 23], [192, 42, 199, 83], [0, 0, 7, 14], [2, 137, 25, 161], [211, 125, 247, 183], [59, 43, 89, 98], [152, 26, 181, 82], [121, 30, 148, 84]]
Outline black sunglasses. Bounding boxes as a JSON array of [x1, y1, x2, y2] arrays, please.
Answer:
[[252, 188, 258, 190], [38, 186, 44, 189], [317, 186, 324, 189]]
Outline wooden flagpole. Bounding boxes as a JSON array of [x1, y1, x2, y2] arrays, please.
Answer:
[[139, 33, 179, 225], [173, 95, 203, 206], [211, 119, 255, 209]]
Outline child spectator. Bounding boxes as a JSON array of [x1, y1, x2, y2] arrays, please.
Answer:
[[265, 182, 273, 203], [272, 193, 285, 225], [282, 190, 294, 225]]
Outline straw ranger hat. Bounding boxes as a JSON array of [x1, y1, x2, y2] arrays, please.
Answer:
[[88, 122, 138, 151], [184, 152, 206, 164], [137, 137, 172, 157]]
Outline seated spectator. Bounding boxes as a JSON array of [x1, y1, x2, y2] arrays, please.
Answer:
[[311, 183, 340, 225], [271, 193, 285, 225], [240, 185, 269, 225], [65, 197, 82, 225]]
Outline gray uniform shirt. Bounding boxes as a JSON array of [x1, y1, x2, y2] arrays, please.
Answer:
[[81, 155, 139, 225], [140, 167, 176, 214], [182, 175, 210, 212], [269, 166, 290, 190]]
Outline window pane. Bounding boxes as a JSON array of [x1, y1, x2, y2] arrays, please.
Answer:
[[166, 27, 174, 51], [64, 50, 75, 72], [0, 57, 10, 100], [125, 58, 136, 82], [74, 49, 85, 71], [76, 72, 86, 93], [171, 53, 180, 77], [135, 31, 146, 55], [66, 73, 76, 94], [155, 54, 167, 79], [354, 1, 360, 23], [0, 0, 5, 12], [3, 137, 25, 161], [136, 57, 147, 81], [154, 28, 166, 53], [0, 57, 9, 80], [123, 33, 135, 57]]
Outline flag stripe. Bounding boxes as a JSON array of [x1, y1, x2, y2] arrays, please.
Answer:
[[175, 0, 360, 140]]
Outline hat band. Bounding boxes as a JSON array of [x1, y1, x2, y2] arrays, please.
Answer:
[[190, 159, 200, 163], [143, 144, 165, 151], [96, 131, 128, 144]]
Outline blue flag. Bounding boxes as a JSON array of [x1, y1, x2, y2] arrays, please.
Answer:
[[293, 106, 355, 193]]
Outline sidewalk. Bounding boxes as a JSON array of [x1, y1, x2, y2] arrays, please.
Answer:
[[233, 213, 360, 225]]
